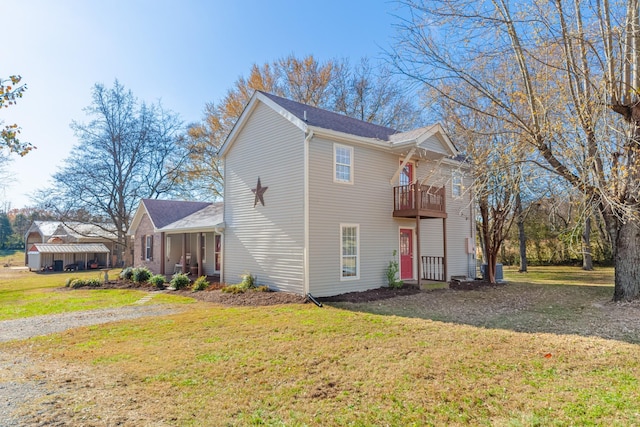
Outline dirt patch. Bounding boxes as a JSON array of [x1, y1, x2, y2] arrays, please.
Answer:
[[318, 286, 420, 303]]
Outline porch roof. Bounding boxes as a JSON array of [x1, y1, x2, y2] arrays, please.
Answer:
[[158, 202, 224, 233], [27, 243, 110, 254]]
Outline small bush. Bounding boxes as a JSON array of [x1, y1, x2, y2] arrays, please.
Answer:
[[132, 267, 152, 284], [149, 274, 166, 289], [86, 278, 102, 287], [69, 277, 102, 288], [240, 272, 256, 288], [221, 284, 245, 294], [255, 285, 271, 292], [65, 277, 78, 287], [386, 250, 404, 289], [192, 276, 209, 291], [170, 273, 190, 290], [120, 267, 134, 281]]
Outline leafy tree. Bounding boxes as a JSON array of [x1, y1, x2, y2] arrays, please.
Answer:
[[391, 0, 640, 300], [176, 54, 425, 198], [41, 80, 188, 264], [0, 212, 12, 249], [0, 75, 33, 156]]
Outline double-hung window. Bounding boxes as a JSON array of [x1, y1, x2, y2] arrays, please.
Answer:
[[340, 224, 359, 280], [452, 172, 463, 198], [334, 144, 354, 184], [145, 235, 153, 261]]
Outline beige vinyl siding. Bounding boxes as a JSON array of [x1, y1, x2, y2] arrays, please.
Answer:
[[416, 161, 475, 279], [420, 133, 451, 156], [308, 136, 403, 297], [223, 102, 305, 293]]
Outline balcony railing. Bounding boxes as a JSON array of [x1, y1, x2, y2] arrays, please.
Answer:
[[393, 184, 447, 218], [422, 256, 446, 281]]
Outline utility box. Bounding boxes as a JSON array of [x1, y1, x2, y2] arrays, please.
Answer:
[[481, 263, 504, 281]]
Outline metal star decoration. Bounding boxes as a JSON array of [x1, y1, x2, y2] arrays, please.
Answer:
[[252, 177, 268, 207]]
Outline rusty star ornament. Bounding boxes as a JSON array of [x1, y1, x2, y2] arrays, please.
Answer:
[[252, 177, 268, 207]]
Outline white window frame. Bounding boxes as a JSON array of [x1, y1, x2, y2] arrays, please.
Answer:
[[145, 235, 153, 261], [334, 143, 354, 184], [452, 171, 463, 198], [340, 224, 360, 281]]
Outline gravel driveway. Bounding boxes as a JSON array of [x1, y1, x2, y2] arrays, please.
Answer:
[[0, 302, 180, 426]]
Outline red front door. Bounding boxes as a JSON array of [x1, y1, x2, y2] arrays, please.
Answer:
[[400, 228, 414, 280]]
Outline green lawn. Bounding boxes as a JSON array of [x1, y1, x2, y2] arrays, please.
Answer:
[[2, 264, 639, 425], [0, 261, 191, 320]]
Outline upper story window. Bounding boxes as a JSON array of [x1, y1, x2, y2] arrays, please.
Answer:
[[334, 144, 353, 184], [452, 172, 463, 198]]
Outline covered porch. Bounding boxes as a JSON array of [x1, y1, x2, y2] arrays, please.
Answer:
[[161, 231, 222, 278]]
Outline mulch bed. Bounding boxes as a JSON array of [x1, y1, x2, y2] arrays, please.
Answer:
[[67, 278, 505, 306]]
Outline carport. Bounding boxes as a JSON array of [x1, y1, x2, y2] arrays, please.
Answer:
[[27, 243, 111, 271]]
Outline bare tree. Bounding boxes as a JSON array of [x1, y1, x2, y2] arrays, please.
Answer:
[[41, 80, 188, 264], [391, 0, 640, 300], [177, 54, 426, 196]]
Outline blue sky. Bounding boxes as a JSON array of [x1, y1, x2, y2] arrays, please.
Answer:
[[2, 0, 406, 209]]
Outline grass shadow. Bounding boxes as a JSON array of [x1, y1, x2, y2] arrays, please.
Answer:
[[321, 281, 640, 344]]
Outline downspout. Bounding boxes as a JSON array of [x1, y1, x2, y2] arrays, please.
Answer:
[[303, 129, 314, 296]]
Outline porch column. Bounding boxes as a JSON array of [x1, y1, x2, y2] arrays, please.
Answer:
[[443, 218, 448, 281], [181, 233, 187, 274], [416, 215, 421, 287], [160, 232, 165, 275], [197, 233, 203, 277]]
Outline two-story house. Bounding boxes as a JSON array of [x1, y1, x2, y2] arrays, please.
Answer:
[[218, 91, 475, 297]]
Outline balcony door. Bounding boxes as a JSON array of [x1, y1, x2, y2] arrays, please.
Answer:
[[399, 228, 414, 280], [399, 161, 414, 210]]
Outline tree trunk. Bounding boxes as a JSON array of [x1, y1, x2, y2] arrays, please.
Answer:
[[516, 192, 527, 272], [613, 219, 640, 301], [582, 215, 593, 270]]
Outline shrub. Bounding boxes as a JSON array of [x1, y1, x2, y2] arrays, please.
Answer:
[[221, 284, 245, 294], [386, 250, 404, 289], [65, 277, 78, 287], [222, 273, 258, 294], [170, 273, 190, 290], [132, 267, 152, 284], [149, 274, 166, 289], [69, 277, 102, 288], [192, 276, 209, 291], [240, 272, 256, 288], [255, 285, 271, 292], [86, 278, 102, 287], [120, 267, 134, 281]]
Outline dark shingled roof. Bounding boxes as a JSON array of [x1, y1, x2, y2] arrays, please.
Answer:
[[142, 199, 212, 229], [259, 91, 399, 141]]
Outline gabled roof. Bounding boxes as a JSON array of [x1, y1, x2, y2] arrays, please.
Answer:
[[128, 199, 223, 235], [25, 221, 117, 241], [218, 91, 460, 159], [142, 199, 212, 229], [159, 202, 224, 233], [260, 92, 398, 141]]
